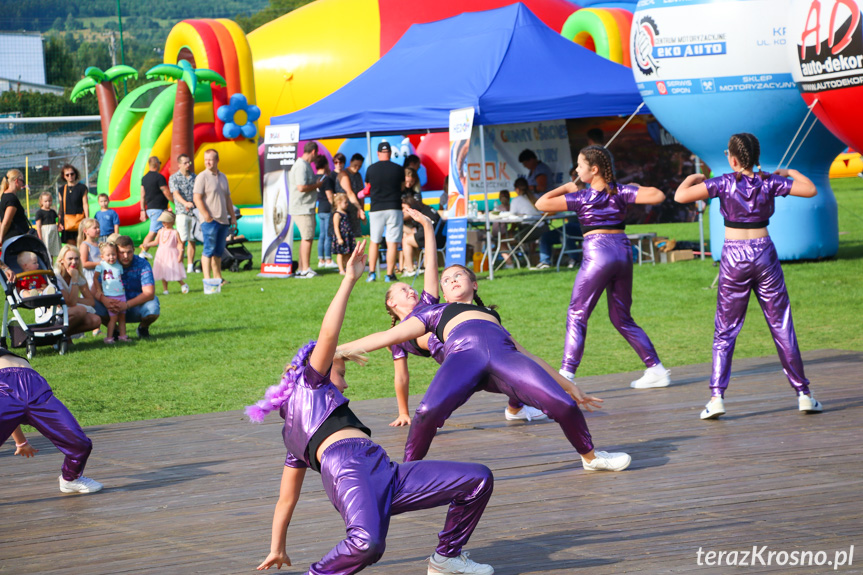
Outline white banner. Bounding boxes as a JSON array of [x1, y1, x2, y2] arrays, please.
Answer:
[[465, 120, 570, 197]]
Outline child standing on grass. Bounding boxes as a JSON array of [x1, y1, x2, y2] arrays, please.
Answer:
[[151, 211, 188, 295], [675, 132, 822, 419], [1, 348, 103, 494], [249, 241, 496, 575], [94, 193, 120, 243], [535, 145, 672, 390], [77, 218, 101, 288], [95, 242, 127, 344], [34, 192, 61, 262], [331, 193, 355, 275]]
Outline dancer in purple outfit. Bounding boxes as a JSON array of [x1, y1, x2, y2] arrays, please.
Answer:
[[536, 145, 671, 389], [0, 349, 102, 494], [250, 241, 495, 575], [675, 133, 823, 419], [384, 207, 546, 427], [340, 264, 630, 472]]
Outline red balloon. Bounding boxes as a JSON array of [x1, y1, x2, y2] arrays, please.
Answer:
[[802, 88, 863, 151], [417, 132, 449, 190]]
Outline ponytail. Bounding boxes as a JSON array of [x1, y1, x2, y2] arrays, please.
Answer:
[[1, 169, 23, 194], [245, 340, 317, 422]]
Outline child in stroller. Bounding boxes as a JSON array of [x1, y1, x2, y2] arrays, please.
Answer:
[[0, 235, 70, 358], [16, 252, 58, 298]]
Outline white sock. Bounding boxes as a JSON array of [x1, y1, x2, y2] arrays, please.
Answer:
[[432, 552, 451, 563], [559, 368, 575, 381]]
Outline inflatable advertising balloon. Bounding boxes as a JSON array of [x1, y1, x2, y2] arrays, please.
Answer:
[[789, 0, 863, 152], [631, 0, 845, 260]]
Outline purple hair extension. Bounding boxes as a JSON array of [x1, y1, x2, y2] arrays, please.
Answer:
[[245, 340, 317, 423]]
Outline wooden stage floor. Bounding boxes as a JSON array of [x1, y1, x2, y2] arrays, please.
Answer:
[[2, 349, 862, 574]]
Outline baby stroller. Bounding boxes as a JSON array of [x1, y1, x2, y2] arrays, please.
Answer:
[[192, 206, 254, 272], [0, 235, 70, 358]]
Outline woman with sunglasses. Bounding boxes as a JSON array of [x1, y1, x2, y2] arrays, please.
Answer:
[[59, 164, 90, 245], [0, 169, 33, 245]]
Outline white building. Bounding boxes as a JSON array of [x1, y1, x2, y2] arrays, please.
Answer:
[[0, 32, 64, 95]]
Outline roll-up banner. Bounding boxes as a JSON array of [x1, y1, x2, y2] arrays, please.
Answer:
[[260, 123, 299, 277]]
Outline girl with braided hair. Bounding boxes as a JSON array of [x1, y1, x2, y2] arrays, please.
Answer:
[[384, 208, 545, 427], [249, 240, 496, 575], [535, 145, 670, 389], [676, 133, 822, 419], [340, 263, 630, 471]]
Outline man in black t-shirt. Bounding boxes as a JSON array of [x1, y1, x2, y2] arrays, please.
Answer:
[[139, 156, 172, 258], [364, 141, 405, 282]]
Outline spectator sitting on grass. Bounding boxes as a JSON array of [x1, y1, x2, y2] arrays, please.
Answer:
[[50, 245, 103, 336], [91, 235, 159, 339]]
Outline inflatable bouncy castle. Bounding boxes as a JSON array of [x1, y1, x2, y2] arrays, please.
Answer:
[[73, 19, 261, 240]]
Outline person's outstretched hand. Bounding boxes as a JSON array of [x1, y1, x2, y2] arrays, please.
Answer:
[[344, 240, 367, 283], [15, 443, 38, 457], [389, 413, 412, 427], [567, 383, 604, 412], [404, 207, 433, 228], [257, 550, 291, 570]]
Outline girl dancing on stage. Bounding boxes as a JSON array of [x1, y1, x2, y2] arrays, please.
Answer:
[[535, 145, 671, 390], [1, 348, 102, 494], [384, 208, 545, 427], [340, 264, 629, 471], [675, 132, 822, 419], [250, 241, 496, 575]]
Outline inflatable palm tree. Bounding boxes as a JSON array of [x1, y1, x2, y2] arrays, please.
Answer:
[[70, 65, 139, 151], [145, 60, 226, 172]]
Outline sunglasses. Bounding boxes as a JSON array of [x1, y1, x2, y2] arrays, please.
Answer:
[[64, 172, 75, 177]]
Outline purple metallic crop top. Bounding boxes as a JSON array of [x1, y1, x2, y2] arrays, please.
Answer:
[[704, 172, 792, 225], [279, 363, 349, 469], [564, 185, 638, 228], [391, 291, 444, 364]]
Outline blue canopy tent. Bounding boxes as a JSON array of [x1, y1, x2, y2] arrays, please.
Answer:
[[271, 2, 648, 277]]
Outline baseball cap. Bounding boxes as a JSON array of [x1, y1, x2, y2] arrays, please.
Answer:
[[377, 141, 391, 152]]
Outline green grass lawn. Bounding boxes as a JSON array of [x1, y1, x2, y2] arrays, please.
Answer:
[[28, 178, 863, 427]]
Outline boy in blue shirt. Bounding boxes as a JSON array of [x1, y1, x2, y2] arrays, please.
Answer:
[[94, 194, 120, 243]]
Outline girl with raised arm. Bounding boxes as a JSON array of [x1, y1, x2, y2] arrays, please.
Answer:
[[340, 264, 630, 471], [384, 208, 545, 427], [675, 132, 822, 419], [251, 241, 495, 575], [535, 145, 671, 390]]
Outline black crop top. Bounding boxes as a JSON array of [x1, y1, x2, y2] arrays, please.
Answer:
[[436, 303, 502, 342], [306, 403, 371, 472]]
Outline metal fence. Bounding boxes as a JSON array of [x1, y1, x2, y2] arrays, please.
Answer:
[[0, 118, 103, 220]]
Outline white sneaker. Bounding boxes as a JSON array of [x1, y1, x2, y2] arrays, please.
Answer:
[[582, 450, 631, 472], [140, 252, 153, 260], [504, 405, 548, 421], [186, 264, 194, 273], [181, 284, 189, 294], [299, 269, 317, 278], [631, 366, 671, 389], [428, 551, 494, 575], [798, 393, 823, 413], [700, 397, 725, 420], [162, 290, 170, 295], [294, 269, 307, 278], [59, 475, 103, 494], [535, 262, 551, 270]]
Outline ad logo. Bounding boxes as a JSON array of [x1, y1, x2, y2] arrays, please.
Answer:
[[634, 15, 661, 76], [797, 0, 863, 79], [656, 81, 668, 95]]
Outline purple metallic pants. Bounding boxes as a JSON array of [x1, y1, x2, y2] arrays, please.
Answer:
[[711, 237, 810, 397], [562, 233, 660, 373], [405, 320, 594, 462], [311, 438, 493, 575], [0, 367, 92, 480]]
